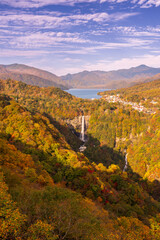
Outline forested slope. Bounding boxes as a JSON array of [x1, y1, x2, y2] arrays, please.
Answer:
[[1, 91, 160, 239], [0, 79, 106, 120], [101, 78, 160, 108], [85, 104, 160, 181]]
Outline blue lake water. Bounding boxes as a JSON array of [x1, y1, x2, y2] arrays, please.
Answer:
[[65, 89, 109, 99]]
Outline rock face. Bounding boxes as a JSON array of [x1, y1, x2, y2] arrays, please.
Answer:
[[65, 115, 90, 132]]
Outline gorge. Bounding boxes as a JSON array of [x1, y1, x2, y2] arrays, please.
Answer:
[[0, 78, 160, 240]]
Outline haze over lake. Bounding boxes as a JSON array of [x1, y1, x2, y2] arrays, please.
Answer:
[[65, 89, 109, 99]]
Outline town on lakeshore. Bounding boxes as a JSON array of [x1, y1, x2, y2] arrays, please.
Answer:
[[104, 94, 157, 114]]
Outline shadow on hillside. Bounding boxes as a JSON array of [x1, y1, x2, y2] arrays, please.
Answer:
[[2, 122, 160, 202], [43, 113, 82, 151], [1, 131, 160, 227], [83, 135, 160, 202], [83, 135, 125, 169]]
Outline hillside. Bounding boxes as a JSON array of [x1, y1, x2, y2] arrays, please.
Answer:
[[61, 65, 160, 89], [1, 78, 160, 184], [89, 79, 160, 183], [0, 79, 110, 121], [1, 93, 160, 239], [0, 64, 68, 89], [100, 78, 160, 108]]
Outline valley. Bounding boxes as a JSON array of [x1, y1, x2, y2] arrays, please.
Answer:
[[1, 0, 160, 238], [0, 76, 160, 239]]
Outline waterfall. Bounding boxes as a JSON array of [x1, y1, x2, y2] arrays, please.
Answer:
[[80, 116, 85, 142], [79, 116, 87, 152], [123, 153, 128, 172]]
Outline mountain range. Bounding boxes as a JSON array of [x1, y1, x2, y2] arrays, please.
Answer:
[[0, 64, 69, 89], [0, 63, 160, 89], [61, 65, 160, 89]]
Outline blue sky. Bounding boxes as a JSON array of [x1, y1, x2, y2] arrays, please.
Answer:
[[0, 0, 160, 75]]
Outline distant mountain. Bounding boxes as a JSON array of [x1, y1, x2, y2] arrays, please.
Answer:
[[0, 64, 69, 89], [143, 72, 160, 83], [61, 65, 160, 89], [1, 64, 160, 90]]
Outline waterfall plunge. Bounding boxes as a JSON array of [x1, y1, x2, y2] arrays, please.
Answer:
[[80, 116, 85, 142]]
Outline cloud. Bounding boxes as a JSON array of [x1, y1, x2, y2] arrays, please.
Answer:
[[71, 12, 138, 23], [111, 26, 160, 37], [44, 53, 160, 75], [0, 14, 71, 28], [101, 0, 160, 8], [8, 32, 91, 49], [0, 0, 135, 8], [1, 0, 160, 9], [53, 37, 153, 56], [0, 21, 154, 54], [0, 0, 97, 8], [0, 28, 92, 50], [0, 49, 49, 57], [133, 0, 160, 8], [0, 11, 138, 31], [1, 47, 160, 76], [100, 0, 160, 8], [81, 54, 160, 72], [84, 38, 153, 51], [100, 0, 127, 3]]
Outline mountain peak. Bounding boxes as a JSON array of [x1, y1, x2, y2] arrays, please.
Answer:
[[137, 64, 150, 69], [0, 63, 68, 89]]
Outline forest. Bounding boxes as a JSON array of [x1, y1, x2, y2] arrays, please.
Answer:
[[0, 78, 160, 239], [100, 79, 160, 108]]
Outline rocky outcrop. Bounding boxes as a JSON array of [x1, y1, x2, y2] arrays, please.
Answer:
[[65, 115, 90, 132]]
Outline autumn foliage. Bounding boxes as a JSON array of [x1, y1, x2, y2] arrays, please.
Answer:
[[0, 79, 160, 239]]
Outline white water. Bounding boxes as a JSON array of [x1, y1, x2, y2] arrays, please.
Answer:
[[123, 153, 128, 172], [79, 144, 86, 152], [79, 116, 87, 152], [80, 116, 85, 142]]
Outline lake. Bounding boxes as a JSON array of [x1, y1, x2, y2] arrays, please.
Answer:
[[65, 89, 109, 99]]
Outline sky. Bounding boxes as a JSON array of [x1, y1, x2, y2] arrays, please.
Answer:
[[0, 0, 160, 75]]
